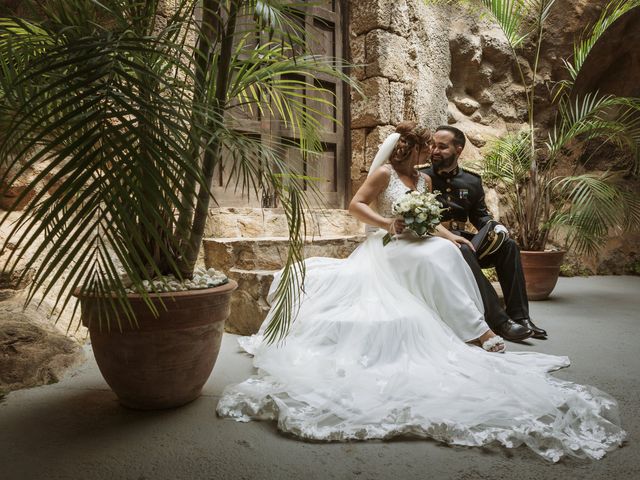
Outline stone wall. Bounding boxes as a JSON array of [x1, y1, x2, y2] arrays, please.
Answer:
[[347, 1, 527, 184], [347, 1, 604, 170], [347, 0, 529, 218], [347, 0, 640, 273], [348, 0, 452, 192]]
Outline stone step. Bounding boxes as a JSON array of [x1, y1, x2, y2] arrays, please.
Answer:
[[203, 210, 366, 336], [220, 272, 505, 337], [205, 207, 364, 238], [224, 277, 505, 337], [224, 268, 277, 336], [203, 234, 365, 272]]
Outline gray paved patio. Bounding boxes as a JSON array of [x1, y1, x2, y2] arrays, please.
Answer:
[[1, 276, 639, 480]]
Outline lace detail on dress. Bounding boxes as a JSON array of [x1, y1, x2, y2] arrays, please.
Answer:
[[216, 164, 626, 462], [376, 167, 426, 218]]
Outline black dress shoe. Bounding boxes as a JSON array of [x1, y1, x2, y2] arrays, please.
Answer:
[[495, 319, 533, 342], [517, 318, 547, 339]]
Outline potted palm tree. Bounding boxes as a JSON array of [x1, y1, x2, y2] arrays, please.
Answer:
[[434, 0, 640, 299], [0, 0, 352, 408]]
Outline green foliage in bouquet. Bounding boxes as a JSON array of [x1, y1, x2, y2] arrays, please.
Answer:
[[383, 190, 446, 246]]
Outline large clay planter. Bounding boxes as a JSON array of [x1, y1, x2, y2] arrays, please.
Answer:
[[520, 250, 566, 301], [78, 280, 237, 409]]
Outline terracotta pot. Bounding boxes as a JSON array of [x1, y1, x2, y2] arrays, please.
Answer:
[[520, 250, 566, 301], [78, 280, 237, 409]]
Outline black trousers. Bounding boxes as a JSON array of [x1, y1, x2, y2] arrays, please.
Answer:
[[457, 233, 530, 331]]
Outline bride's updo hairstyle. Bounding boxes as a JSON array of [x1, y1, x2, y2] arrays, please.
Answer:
[[389, 121, 432, 167]]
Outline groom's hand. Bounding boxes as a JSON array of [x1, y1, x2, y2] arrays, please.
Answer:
[[494, 224, 509, 237]]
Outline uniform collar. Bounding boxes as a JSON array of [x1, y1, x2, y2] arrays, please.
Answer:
[[434, 165, 460, 179]]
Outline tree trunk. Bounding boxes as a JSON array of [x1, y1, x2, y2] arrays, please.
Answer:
[[175, 0, 220, 270], [180, 0, 241, 277]]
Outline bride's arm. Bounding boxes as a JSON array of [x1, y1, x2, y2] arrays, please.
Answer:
[[349, 167, 403, 233], [422, 173, 475, 250]]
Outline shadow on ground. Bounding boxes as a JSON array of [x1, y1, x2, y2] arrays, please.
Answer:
[[1, 276, 639, 480]]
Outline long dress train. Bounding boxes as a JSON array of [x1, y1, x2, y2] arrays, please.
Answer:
[[217, 170, 625, 462]]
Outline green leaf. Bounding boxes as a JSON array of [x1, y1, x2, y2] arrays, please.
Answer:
[[0, 0, 357, 341], [563, 0, 640, 89]]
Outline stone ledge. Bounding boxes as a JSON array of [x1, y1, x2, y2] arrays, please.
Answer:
[[204, 235, 365, 272], [205, 234, 366, 335], [204, 207, 364, 239], [224, 268, 278, 336]]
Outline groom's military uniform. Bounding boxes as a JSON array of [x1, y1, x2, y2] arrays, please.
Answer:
[[418, 164, 533, 337]]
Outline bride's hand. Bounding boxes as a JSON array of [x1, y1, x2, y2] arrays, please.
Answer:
[[387, 218, 405, 235], [447, 234, 475, 251]]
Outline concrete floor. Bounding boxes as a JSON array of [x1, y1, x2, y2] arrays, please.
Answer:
[[1, 276, 639, 480]]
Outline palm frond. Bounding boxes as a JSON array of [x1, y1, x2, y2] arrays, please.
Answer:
[[551, 172, 640, 254], [526, 0, 556, 23], [0, 10, 212, 328], [547, 92, 640, 172], [482, 130, 535, 245], [0, 0, 356, 340], [262, 173, 308, 344], [480, 0, 532, 48], [483, 131, 532, 184], [561, 0, 640, 93]]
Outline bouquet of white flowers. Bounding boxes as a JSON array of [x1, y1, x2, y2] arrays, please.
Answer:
[[383, 190, 445, 246]]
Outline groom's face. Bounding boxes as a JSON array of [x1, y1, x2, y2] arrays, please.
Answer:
[[431, 131, 461, 173]]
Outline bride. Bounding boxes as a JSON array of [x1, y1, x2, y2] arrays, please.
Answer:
[[217, 122, 625, 462]]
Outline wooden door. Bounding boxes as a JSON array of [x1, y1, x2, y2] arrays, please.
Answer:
[[211, 0, 348, 208]]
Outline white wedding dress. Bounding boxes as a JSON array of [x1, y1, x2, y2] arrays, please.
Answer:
[[217, 169, 626, 462]]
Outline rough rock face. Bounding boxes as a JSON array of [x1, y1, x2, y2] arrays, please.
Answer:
[[445, 13, 529, 162], [0, 215, 85, 395], [443, 0, 639, 272], [441, 1, 623, 157], [0, 160, 54, 212], [0, 212, 84, 336], [442, 1, 614, 157], [348, 0, 640, 273], [571, 9, 640, 99], [0, 298, 84, 396]]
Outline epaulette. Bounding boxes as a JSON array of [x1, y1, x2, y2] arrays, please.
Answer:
[[414, 162, 431, 170], [461, 165, 482, 177]]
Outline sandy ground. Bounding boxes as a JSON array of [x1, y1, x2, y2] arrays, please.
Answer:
[[1, 276, 639, 480]]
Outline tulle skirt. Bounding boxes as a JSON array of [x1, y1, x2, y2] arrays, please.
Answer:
[[217, 231, 625, 462]]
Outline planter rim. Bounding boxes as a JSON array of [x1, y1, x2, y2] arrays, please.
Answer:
[[73, 278, 237, 300]]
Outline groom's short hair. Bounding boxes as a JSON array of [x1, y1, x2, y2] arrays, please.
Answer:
[[435, 125, 466, 150]]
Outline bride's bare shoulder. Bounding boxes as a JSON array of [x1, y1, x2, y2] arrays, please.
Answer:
[[370, 164, 392, 180], [351, 165, 392, 203]]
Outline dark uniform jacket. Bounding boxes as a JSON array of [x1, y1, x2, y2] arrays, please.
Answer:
[[419, 164, 493, 233]]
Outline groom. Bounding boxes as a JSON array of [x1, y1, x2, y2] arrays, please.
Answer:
[[419, 126, 547, 341]]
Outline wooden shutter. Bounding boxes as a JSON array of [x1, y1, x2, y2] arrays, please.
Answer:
[[211, 0, 348, 208]]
